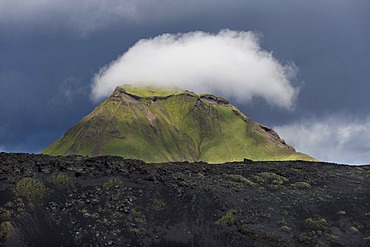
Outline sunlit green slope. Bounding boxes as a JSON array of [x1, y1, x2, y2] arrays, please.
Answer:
[[42, 85, 316, 163]]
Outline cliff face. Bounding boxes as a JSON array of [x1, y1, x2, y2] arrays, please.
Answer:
[[42, 85, 314, 163], [0, 153, 369, 246]]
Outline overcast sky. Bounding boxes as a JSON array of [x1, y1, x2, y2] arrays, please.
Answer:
[[0, 0, 369, 164]]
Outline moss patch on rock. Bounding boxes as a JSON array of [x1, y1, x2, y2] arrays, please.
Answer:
[[12, 177, 49, 200]]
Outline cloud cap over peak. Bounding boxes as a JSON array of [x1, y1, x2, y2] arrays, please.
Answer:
[[91, 29, 299, 109]]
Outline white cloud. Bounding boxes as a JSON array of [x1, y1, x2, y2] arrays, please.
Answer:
[[91, 30, 299, 109], [274, 116, 370, 165]]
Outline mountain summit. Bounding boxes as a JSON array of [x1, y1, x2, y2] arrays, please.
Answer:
[[42, 85, 315, 163]]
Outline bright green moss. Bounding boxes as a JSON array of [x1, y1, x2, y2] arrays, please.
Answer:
[[43, 85, 316, 163], [119, 84, 189, 98]]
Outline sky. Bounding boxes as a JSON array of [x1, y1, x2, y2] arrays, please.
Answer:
[[0, 0, 369, 164]]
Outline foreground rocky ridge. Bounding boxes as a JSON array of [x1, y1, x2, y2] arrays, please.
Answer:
[[0, 153, 369, 246]]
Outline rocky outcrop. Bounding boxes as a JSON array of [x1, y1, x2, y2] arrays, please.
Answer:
[[199, 94, 229, 104], [0, 153, 369, 246]]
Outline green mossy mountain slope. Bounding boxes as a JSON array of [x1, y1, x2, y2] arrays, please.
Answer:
[[42, 85, 315, 163]]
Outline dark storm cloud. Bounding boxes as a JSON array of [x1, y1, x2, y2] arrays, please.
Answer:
[[0, 0, 234, 35], [0, 0, 369, 163]]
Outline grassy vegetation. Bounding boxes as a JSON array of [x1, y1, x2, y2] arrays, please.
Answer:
[[0, 221, 15, 240], [43, 85, 316, 163], [119, 84, 190, 98], [304, 218, 328, 230], [325, 233, 339, 241], [12, 177, 49, 200], [129, 227, 147, 235], [349, 226, 359, 233], [131, 208, 146, 224], [48, 173, 72, 189], [252, 172, 288, 188], [280, 225, 291, 232], [291, 181, 311, 189], [215, 209, 236, 226], [224, 174, 256, 186], [364, 236, 370, 244], [103, 177, 123, 190], [0, 198, 26, 219], [151, 199, 166, 211]]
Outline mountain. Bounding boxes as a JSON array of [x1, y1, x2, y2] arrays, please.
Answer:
[[42, 85, 315, 163]]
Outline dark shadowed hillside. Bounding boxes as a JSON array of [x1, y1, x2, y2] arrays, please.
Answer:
[[0, 153, 369, 246]]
